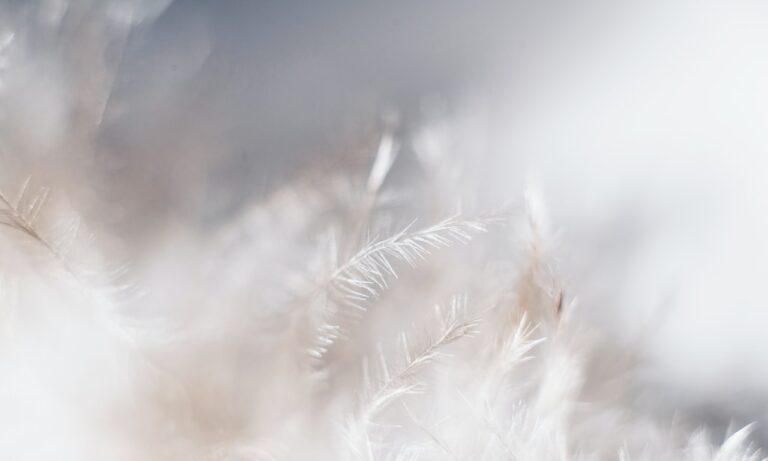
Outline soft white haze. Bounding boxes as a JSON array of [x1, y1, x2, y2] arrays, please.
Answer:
[[2, 0, 768, 458]]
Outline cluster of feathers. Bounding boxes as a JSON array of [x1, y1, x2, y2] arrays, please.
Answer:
[[0, 1, 764, 460]]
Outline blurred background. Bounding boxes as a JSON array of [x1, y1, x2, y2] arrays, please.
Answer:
[[3, 0, 768, 445]]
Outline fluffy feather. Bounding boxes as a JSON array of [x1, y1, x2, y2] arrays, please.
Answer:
[[0, 1, 763, 460]]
